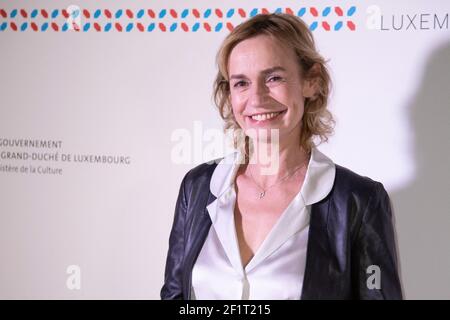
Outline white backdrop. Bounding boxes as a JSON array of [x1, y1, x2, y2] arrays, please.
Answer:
[[0, 0, 449, 299]]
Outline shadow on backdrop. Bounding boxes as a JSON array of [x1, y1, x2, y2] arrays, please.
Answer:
[[392, 41, 450, 299]]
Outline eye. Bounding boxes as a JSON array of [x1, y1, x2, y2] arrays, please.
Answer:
[[267, 75, 283, 83], [233, 80, 249, 88]]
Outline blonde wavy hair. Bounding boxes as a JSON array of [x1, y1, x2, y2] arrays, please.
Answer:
[[213, 13, 334, 161]]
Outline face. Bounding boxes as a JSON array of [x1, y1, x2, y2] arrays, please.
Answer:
[[227, 34, 315, 144]]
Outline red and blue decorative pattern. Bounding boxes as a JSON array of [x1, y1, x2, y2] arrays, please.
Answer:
[[0, 7, 357, 32]]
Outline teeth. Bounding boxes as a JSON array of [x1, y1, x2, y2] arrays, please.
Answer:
[[251, 111, 282, 121]]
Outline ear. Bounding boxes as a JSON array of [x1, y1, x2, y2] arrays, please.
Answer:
[[301, 63, 320, 98]]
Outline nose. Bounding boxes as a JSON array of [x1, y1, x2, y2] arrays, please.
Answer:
[[247, 80, 270, 108]]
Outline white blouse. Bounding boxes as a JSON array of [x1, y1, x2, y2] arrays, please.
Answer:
[[191, 147, 336, 300]]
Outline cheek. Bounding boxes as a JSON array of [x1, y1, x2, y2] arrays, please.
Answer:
[[230, 91, 245, 107], [279, 87, 305, 122], [285, 84, 305, 109], [293, 102, 305, 121], [230, 94, 246, 125]]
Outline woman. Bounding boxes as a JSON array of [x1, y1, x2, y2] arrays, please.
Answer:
[[161, 13, 402, 300]]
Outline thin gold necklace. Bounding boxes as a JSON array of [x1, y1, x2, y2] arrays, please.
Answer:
[[247, 158, 308, 199]]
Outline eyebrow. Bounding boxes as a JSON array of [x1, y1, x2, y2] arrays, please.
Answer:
[[229, 66, 287, 80]]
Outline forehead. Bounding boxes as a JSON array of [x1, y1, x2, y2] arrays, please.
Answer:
[[228, 34, 297, 73]]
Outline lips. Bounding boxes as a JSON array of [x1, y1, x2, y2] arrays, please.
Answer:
[[247, 110, 287, 124]]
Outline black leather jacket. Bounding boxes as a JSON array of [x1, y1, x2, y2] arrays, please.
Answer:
[[161, 160, 403, 300]]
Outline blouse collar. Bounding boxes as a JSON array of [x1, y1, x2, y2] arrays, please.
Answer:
[[209, 146, 336, 206]]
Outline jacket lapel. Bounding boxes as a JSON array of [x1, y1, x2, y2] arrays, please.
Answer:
[[182, 191, 215, 299], [301, 196, 331, 299]]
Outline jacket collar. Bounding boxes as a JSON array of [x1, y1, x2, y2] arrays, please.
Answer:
[[209, 146, 336, 206]]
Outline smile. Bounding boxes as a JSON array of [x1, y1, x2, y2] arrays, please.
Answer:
[[248, 110, 286, 122]]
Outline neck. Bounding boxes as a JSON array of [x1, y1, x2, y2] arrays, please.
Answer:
[[246, 135, 310, 187]]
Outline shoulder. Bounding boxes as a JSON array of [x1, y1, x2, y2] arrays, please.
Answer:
[[181, 157, 222, 191], [333, 163, 388, 203]]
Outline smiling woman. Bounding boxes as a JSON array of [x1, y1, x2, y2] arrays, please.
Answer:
[[161, 13, 403, 300], [214, 15, 333, 160]]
